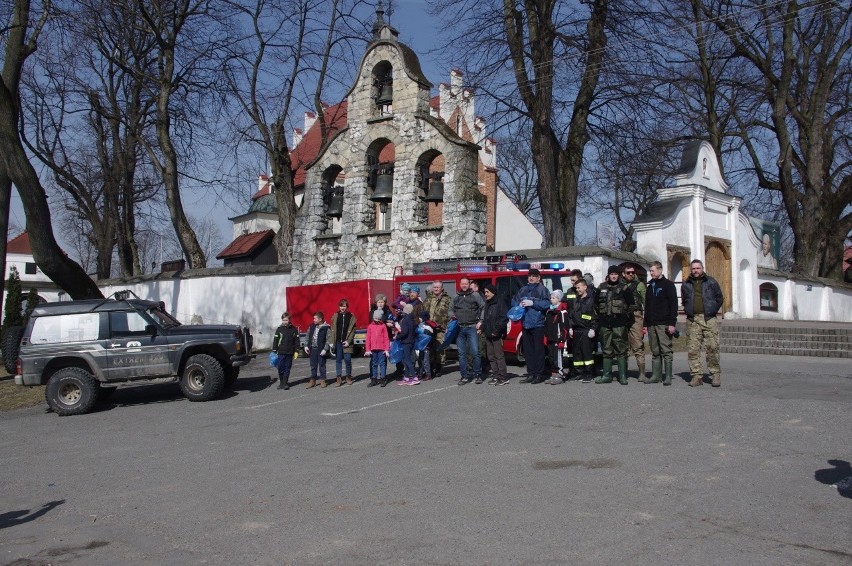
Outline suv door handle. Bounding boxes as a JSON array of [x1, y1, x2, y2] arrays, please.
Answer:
[[110, 343, 122, 348]]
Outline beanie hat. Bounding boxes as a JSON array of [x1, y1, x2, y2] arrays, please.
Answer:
[[528, 268, 541, 277], [402, 303, 414, 315], [483, 283, 497, 295], [607, 265, 620, 275], [400, 283, 411, 293], [372, 309, 383, 321], [550, 289, 564, 300], [410, 285, 420, 294]]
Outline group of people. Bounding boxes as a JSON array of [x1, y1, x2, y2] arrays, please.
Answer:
[[270, 259, 724, 390]]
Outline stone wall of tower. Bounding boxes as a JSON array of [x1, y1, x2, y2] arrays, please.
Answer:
[[291, 34, 486, 285]]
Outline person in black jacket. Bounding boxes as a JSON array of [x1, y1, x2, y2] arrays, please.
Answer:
[[568, 280, 597, 383], [395, 303, 419, 385], [481, 284, 509, 385], [643, 261, 678, 385], [272, 312, 300, 390], [303, 312, 330, 389]]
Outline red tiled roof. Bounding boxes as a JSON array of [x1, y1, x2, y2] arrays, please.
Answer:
[[251, 175, 272, 201], [7, 231, 31, 254], [292, 101, 348, 187], [430, 95, 439, 112], [251, 102, 350, 202], [216, 229, 274, 260]]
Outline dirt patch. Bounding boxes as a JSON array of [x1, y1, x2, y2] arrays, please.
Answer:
[[0, 375, 45, 412]]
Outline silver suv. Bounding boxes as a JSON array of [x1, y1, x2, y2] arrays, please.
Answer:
[[15, 291, 253, 416]]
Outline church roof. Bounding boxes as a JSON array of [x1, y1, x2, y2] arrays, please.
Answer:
[[216, 230, 275, 260], [632, 198, 690, 225], [7, 231, 32, 254], [250, 101, 349, 201]]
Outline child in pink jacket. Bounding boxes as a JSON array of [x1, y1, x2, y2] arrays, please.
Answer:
[[365, 309, 391, 387]]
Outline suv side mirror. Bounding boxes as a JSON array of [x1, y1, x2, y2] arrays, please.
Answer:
[[145, 324, 157, 337]]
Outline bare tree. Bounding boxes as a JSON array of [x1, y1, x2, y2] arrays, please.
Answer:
[[133, 0, 236, 269], [495, 123, 542, 231], [222, 0, 367, 264], [0, 0, 102, 299], [703, 0, 851, 279]]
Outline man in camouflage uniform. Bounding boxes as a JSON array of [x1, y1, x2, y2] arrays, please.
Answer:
[[681, 259, 724, 387], [621, 264, 646, 380], [422, 280, 451, 378], [594, 265, 633, 385]]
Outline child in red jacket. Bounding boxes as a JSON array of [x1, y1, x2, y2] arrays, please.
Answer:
[[365, 309, 391, 387]]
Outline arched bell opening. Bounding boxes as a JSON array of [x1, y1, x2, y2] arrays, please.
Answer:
[[414, 150, 444, 226], [320, 165, 345, 234], [372, 61, 393, 117], [365, 139, 395, 231]]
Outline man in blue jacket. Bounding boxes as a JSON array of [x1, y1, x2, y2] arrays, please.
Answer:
[[512, 269, 552, 384], [681, 259, 724, 387]]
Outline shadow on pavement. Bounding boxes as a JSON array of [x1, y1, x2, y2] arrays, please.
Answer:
[[0, 500, 65, 529], [814, 459, 852, 499]]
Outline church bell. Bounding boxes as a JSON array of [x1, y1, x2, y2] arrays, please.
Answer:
[[424, 176, 444, 203], [376, 83, 393, 105], [371, 173, 394, 205], [325, 187, 343, 218]]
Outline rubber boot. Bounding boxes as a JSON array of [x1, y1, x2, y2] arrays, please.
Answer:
[[646, 358, 662, 383], [306, 378, 316, 389], [595, 359, 613, 384], [346, 375, 353, 386], [637, 355, 647, 383], [663, 359, 673, 386], [278, 376, 289, 390], [617, 358, 628, 385]]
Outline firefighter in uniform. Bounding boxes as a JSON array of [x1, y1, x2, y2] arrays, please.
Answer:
[[568, 279, 597, 383], [560, 281, 578, 378], [621, 264, 647, 380], [594, 265, 633, 385]]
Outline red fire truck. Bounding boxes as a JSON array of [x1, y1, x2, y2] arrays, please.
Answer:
[[392, 255, 575, 359], [284, 279, 396, 349]]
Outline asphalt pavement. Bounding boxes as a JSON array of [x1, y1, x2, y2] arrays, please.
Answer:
[[0, 353, 850, 565]]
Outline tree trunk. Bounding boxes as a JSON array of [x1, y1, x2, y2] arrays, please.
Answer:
[[155, 46, 205, 269], [271, 120, 296, 265], [0, 0, 102, 299], [0, 172, 10, 304]]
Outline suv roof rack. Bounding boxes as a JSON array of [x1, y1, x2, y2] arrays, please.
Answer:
[[87, 289, 143, 312]]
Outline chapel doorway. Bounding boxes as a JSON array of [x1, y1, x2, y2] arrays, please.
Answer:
[[705, 239, 732, 313]]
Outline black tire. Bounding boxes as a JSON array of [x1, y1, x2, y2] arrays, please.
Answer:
[[223, 366, 239, 387], [45, 367, 100, 416], [179, 354, 225, 402], [2, 325, 24, 374]]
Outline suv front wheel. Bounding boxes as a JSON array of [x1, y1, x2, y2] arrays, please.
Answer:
[[45, 367, 100, 416], [179, 354, 225, 402]]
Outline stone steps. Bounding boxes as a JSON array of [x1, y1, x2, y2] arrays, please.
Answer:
[[718, 324, 852, 358]]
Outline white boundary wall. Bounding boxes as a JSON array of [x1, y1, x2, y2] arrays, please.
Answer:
[[98, 266, 292, 349]]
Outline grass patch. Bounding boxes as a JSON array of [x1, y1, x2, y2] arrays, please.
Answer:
[[0, 375, 45, 412]]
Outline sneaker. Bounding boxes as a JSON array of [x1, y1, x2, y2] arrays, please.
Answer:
[[398, 377, 411, 386], [457, 377, 471, 386], [547, 376, 565, 385], [580, 375, 593, 383], [488, 377, 498, 384], [494, 378, 509, 386], [474, 376, 484, 384], [409, 377, 421, 385]]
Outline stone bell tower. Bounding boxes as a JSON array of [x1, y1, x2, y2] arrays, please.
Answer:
[[290, 3, 487, 285]]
